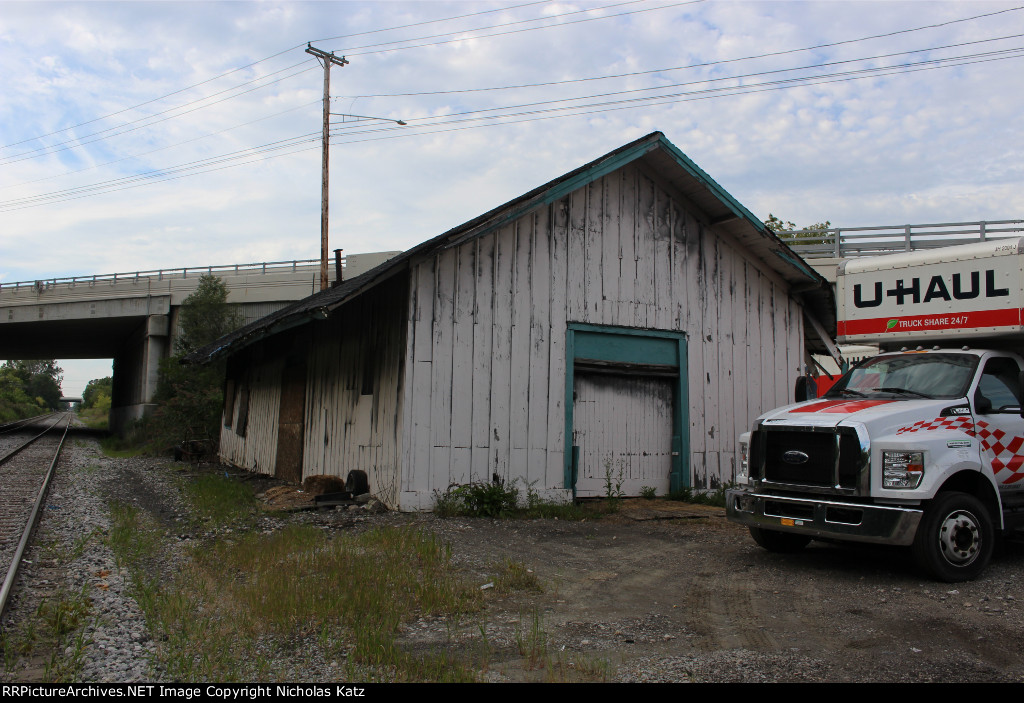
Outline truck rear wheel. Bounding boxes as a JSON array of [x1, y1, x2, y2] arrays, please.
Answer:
[[749, 526, 811, 553], [912, 492, 994, 582]]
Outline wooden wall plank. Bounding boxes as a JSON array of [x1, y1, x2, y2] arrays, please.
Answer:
[[567, 188, 587, 322], [527, 209, 552, 486], [509, 220, 532, 482], [601, 172, 621, 324], [489, 225, 514, 480], [450, 242, 476, 486], [471, 234, 496, 482], [546, 197, 570, 487], [430, 252, 456, 484]]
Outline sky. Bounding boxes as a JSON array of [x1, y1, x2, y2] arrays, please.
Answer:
[[1, 0, 1022, 394]]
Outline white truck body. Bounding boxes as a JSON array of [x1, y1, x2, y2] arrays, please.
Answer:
[[727, 238, 1024, 581]]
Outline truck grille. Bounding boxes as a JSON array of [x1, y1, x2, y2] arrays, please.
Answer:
[[752, 428, 864, 489]]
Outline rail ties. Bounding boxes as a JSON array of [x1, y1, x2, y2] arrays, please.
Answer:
[[0, 413, 73, 623]]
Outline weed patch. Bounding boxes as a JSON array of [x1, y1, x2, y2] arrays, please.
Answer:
[[492, 558, 542, 594], [184, 473, 257, 528], [99, 436, 147, 458], [109, 495, 486, 682], [434, 479, 589, 520], [1, 585, 94, 683], [669, 482, 734, 507], [434, 479, 519, 518], [603, 461, 626, 512]]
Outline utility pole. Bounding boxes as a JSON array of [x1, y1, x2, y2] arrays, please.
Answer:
[[306, 43, 349, 291]]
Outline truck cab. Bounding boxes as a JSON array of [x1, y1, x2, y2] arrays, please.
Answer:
[[727, 239, 1024, 581]]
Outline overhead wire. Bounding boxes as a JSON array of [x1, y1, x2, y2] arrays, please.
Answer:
[[0, 101, 322, 191], [6, 43, 1022, 213], [0, 134, 323, 211], [0, 61, 319, 166], [1, 0, 661, 154], [325, 33, 1024, 127], [321, 50, 1024, 146], [4, 3, 1023, 210], [343, 3, 1024, 96], [8, 1, 1014, 169], [331, 0, 687, 55], [1, 0, 558, 149]]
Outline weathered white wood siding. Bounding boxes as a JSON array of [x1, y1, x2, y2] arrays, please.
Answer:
[[219, 350, 284, 475], [302, 276, 407, 507], [399, 163, 804, 509]]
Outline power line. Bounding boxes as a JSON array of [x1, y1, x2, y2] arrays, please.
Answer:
[[326, 34, 1024, 126], [0, 62, 319, 166], [6, 45, 1021, 213], [0, 0, 646, 151], [0, 134, 321, 210], [321, 50, 1024, 146], [337, 1, 702, 56], [0, 1, 675, 168], [343, 4, 1024, 97], [308, 0, 551, 44], [0, 101, 321, 191], [8, 0, 1016, 171], [329, 0, 656, 53]]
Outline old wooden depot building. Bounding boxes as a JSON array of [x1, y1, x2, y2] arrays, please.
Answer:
[[190, 132, 836, 510]]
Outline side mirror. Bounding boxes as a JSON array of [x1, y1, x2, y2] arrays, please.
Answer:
[[794, 375, 818, 402], [974, 389, 993, 415]]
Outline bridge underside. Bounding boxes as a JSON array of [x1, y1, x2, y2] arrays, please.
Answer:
[[0, 295, 171, 435], [0, 316, 147, 358], [0, 253, 401, 436]]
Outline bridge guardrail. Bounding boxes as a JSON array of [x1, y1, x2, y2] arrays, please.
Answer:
[[781, 220, 1024, 258], [0, 258, 342, 292]]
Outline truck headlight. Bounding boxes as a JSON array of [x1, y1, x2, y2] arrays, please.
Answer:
[[737, 439, 750, 485], [882, 451, 924, 489]]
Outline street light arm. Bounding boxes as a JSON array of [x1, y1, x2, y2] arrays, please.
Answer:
[[328, 112, 408, 126]]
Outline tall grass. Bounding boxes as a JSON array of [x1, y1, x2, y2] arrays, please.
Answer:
[[185, 473, 257, 527], [109, 496, 484, 681]]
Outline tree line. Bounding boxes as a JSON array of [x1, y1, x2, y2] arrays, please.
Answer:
[[0, 360, 64, 422]]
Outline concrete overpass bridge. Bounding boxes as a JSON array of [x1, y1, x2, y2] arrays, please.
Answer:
[[0, 252, 397, 433]]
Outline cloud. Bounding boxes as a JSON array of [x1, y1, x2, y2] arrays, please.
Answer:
[[0, 0, 1021, 286]]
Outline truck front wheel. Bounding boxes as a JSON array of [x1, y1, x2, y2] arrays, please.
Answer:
[[912, 492, 994, 582], [749, 526, 811, 553]]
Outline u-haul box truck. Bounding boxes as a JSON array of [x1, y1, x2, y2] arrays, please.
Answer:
[[726, 238, 1024, 581]]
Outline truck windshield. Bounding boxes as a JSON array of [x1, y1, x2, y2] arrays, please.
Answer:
[[825, 353, 979, 400]]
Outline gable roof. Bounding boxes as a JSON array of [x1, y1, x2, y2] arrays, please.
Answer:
[[187, 131, 835, 364]]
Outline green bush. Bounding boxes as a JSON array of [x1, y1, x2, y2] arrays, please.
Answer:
[[434, 479, 519, 518]]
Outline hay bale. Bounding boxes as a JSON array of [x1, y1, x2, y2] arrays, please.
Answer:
[[302, 474, 346, 496]]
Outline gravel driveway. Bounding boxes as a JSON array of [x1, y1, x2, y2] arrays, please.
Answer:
[[4, 432, 1024, 683]]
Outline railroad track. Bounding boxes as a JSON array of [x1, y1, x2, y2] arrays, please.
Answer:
[[0, 413, 73, 622], [0, 412, 58, 436]]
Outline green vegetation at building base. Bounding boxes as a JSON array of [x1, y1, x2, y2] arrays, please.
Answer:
[[669, 482, 734, 507], [433, 478, 589, 520]]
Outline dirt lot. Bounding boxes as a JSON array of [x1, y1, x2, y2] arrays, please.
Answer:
[[406, 498, 1024, 682], [23, 438, 1024, 683]]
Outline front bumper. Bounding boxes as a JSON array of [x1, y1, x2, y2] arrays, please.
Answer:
[[726, 488, 923, 546]]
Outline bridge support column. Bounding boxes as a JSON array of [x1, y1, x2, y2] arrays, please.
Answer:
[[109, 314, 170, 436]]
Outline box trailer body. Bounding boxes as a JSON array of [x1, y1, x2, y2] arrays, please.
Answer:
[[836, 238, 1024, 345], [727, 238, 1024, 581]]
